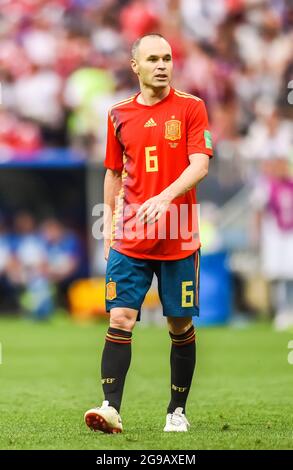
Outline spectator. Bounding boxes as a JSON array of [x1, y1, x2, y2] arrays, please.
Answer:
[[252, 158, 293, 330], [40, 217, 84, 304], [8, 212, 47, 283], [7, 211, 54, 319]]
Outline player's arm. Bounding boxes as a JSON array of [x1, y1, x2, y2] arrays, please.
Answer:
[[162, 152, 209, 198], [103, 111, 123, 259], [104, 169, 122, 259], [137, 154, 209, 224]]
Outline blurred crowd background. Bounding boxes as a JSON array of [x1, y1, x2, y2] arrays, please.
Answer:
[[0, 0, 292, 328], [1, 0, 292, 159], [0, 211, 86, 316]]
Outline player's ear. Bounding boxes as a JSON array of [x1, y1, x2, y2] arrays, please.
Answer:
[[131, 59, 139, 75]]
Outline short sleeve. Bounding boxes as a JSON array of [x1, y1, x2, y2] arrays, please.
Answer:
[[187, 99, 213, 157], [104, 113, 124, 172]]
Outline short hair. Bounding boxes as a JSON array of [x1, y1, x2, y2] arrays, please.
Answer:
[[131, 33, 168, 59]]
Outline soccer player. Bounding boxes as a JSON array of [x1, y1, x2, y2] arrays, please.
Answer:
[[84, 34, 213, 433]]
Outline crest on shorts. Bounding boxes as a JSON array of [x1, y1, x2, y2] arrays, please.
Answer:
[[165, 120, 181, 141], [106, 281, 117, 300]]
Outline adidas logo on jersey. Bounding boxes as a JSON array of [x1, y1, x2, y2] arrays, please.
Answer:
[[144, 118, 157, 127]]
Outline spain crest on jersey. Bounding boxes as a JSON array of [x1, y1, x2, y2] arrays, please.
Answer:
[[106, 281, 117, 300], [164, 120, 181, 141]]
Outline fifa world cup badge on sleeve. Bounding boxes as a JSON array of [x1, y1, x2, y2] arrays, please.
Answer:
[[106, 281, 117, 301], [204, 130, 213, 149]]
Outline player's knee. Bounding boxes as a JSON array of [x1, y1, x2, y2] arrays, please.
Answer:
[[109, 308, 137, 332], [110, 317, 135, 331], [167, 317, 193, 335]]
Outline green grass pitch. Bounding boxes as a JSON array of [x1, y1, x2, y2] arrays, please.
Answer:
[[0, 315, 293, 450]]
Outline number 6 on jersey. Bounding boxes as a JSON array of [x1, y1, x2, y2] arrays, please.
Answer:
[[145, 146, 158, 172]]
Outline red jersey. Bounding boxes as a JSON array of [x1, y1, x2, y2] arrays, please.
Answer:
[[104, 87, 213, 260]]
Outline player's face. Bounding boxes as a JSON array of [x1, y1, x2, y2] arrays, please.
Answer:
[[131, 37, 173, 89]]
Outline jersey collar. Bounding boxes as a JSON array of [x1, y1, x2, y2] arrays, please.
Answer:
[[134, 87, 174, 108]]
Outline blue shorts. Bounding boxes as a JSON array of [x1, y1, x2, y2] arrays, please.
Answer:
[[105, 248, 200, 320]]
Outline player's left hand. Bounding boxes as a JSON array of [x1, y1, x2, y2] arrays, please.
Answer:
[[137, 191, 172, 224]]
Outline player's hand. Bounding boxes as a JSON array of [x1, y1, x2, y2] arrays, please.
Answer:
[[104, 238, 111, 260], [137, 191, 172, 224]]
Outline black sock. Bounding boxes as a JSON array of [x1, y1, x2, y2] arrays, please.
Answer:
[[167, 325, 196, 415], [101, 327, 132, 413]]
